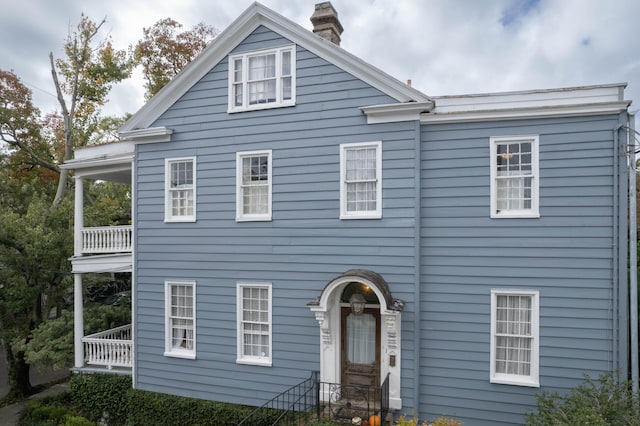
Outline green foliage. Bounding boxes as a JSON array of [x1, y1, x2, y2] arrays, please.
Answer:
[[67, 373, 282, 426], [84, 181, 131, 227], [0, 194, 73, 396], [18, 393, 92, 426], [127, 389, 257, 426], [395, 414, 463, 426], [134, 18, 218, 99], [526, 373, 639, 425], [70, 374, 131, 425]]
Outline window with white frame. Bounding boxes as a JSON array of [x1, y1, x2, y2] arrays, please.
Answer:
[[165, 157, 196, 222], [490, 136, 539, 218], [490, 289, 539, 387], [236, 150, 272, 221], [165, 281, 196, 358], [229, 46, 295, 112], [340, 141, 382, 219], [237, 283, 272, 366]]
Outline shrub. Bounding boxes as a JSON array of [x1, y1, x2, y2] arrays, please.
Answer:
[[70, 373, 131, 425], [18, 393, 91, 426], [526, 373, 638, 426]]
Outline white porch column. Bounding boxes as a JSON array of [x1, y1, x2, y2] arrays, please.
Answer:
[[74, 178, 84, 368], [74, 273, 84, 368]]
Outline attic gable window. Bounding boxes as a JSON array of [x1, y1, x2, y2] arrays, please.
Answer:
[[228, 46, 295, 112]]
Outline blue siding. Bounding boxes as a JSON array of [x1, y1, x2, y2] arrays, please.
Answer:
[[133, 25, 417, 404], [419, 115, 624, 425], [130, 23, 627, 426]]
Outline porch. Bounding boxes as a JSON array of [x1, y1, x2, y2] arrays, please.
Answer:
[[80, 324, 133, 373]]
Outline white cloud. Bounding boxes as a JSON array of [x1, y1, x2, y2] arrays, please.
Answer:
[[1, 0, 638, 118]]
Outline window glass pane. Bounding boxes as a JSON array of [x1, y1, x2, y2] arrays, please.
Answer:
[[282, 77, 292, 101], [169, 284, 194, 351], [281, 51, 291, 76], [233, 58, 243, 82], [171, 161, 193, 187], [248, 80, 276, 104], [494, 294, 533, 377], [240, 154, 269, 216], [347, 313, 376, 364], [240, 286, 270, 358], [249, 54, 275, 79]]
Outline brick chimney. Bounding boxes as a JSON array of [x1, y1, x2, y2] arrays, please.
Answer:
[[310, 2, 343, 46]]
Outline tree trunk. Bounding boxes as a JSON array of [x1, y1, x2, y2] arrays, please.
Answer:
[[3, 342, 32, 399]]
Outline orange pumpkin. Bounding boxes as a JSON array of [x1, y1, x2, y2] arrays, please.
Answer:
[[369, 415, 381, 426]]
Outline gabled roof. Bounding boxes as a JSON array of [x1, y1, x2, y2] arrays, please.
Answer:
[[120, 2, 432, 132]]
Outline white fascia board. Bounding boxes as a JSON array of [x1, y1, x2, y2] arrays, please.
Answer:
[[421, 83, 631, 124], [118, 126, 173, 143], [421, 101, 631, 124], [360, 101, 434, 124], [120, 2, 432, 132]]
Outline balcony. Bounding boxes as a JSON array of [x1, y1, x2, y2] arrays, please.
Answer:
[[82, 324, 132, 371], [81, 225, 132, 254], [70, 226, 133, 274]]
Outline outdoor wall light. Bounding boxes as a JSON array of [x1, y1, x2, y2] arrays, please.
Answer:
[[349, 293, 366, 315]]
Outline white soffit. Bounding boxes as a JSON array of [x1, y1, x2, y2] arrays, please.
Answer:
[[120, 2, 432, 132]]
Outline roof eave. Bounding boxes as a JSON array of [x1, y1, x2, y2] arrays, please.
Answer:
[[120, 2, 431, 132]]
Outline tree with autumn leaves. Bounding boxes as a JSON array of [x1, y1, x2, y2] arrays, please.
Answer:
[[0, 15, 216, 400]]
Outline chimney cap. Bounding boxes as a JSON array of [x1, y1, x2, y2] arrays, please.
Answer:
[[310, 2, 343, 45]]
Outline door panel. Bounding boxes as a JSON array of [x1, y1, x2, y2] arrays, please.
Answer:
[[341, 307, 380, 387]]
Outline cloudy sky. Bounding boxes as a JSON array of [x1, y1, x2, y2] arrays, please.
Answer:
[[1, 0, 639, 119]]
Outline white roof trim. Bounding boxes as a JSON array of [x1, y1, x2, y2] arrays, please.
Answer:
[[421, 83, 631, 124], [360, 101, 434, 124], [120, 2, 431, 132], [119, 126, 173, 143]]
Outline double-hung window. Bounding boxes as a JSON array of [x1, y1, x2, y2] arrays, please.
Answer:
[[165, 281, 196, 359], [490, 289, 539, 387], [165, 157, 196, 222], [237, 283, 272, 366], [236, 150, 272, 221], [229, 45, 295, 112], [340, 141, 382, 219], [490, 136, 539, 218]]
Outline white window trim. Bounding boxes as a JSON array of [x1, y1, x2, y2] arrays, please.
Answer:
[[490, 289, 540, 387], [164, 280, 196, 359], [490, 135, 539, 218], [236, 150, 273, 222], [340, 141, 383, 219], [228, 45, 296, 113], [236, 282, 273, 367], [165, 157, 197, 222]]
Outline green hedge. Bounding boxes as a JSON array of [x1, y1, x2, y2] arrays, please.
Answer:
[[69, 373, 284, 426], [70, 373, 130, 425]]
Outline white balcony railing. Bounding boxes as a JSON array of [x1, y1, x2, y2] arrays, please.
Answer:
[[83, 324, 132, 369], [81, 225, 132, 254]]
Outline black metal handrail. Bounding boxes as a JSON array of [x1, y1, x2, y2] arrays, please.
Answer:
[[237, 371, 319, 426], [317, 373, 390, 423]]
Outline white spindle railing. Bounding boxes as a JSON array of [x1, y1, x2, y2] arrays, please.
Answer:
[[81, 225, 132, 254], [83, 324, 132, 369]]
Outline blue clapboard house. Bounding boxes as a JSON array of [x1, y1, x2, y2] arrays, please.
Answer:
[[62, 3, 636, 424]]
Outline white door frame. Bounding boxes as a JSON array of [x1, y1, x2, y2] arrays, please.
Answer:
[[309, 271, 402, 410]]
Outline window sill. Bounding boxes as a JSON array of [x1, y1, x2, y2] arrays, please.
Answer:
[[236, 358, 272, 367], [491, 211, 540, 219], [490, 375, 539, 387], [164, 350, 196, 360], [340, 213, 382, 220], [236, 216, 272, 222], [164, 217, 197, 223], [228, 102, 295, 114]]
